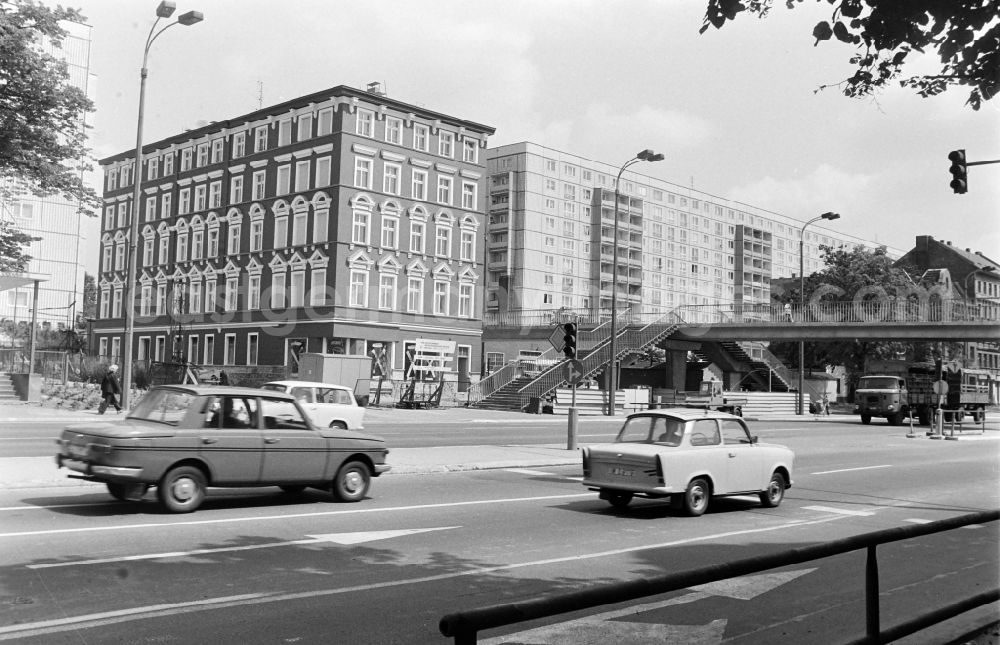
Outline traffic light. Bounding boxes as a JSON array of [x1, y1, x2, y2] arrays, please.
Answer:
[[562, 322, 578, 359], [948, 149, 968, 194]]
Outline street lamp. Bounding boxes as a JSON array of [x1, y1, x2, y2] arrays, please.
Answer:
[[121, 1, 203, 409], [605, 149, 664, 415], [797, 211, 840, 415]]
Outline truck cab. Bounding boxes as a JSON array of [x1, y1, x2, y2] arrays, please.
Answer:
[[854, 375, 908, 425]]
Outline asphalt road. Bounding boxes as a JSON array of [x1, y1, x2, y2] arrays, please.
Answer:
[[0, 422, 997, 644]]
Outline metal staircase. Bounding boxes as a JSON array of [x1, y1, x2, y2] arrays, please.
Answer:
[[472, 311, 682, 411]]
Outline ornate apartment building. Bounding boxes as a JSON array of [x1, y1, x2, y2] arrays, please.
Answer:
[[485, 142, 898, 318], [94, 85, 494, 381]]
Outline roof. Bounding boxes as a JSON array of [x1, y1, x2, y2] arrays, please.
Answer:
[[153, 384, 294, 400], [627, 408, 742, 421]]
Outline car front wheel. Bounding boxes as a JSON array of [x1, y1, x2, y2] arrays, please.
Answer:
[[332, 460, 370, 502], [683, 478, 710, 517], [759, 472, 786, 508], [158, 466, 207, 513]]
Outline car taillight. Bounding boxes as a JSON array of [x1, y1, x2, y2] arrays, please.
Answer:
[[656, 455, 665, 486], [581, 448, 590, 478]]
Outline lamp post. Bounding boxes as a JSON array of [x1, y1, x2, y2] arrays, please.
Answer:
[[605, 149, 664, 415], [120, 1, 203, 409], [797, 211, 840, 415]]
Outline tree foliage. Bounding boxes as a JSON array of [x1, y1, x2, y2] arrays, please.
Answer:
[[769, 245, 949, 389], [701, 0, 1000, 110], [0, 219, 37, 272], [0, 0, 99, 210]]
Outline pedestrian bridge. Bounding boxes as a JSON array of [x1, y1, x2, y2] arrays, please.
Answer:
[[485, 299, 1000, 342]]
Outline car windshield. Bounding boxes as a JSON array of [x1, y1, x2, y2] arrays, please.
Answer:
[[128, 389, 195, 425], [616, 415, 685, 447], [859, 377, 899, 389]]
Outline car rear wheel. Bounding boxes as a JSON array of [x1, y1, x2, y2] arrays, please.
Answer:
[[331, 460, 370, 502], [759, 472, 786, 508], [605, 491, 633, 509], [158, 466, 207, 513], [329, 421, 348, 430], [683, 478, 710, 517]]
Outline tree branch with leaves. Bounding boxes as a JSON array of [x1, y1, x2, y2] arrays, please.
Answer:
[[701, 0, 999, 110]]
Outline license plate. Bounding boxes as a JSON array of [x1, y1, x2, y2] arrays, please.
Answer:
[[609, 466, 634, 477], [67, 444, 88, 458]]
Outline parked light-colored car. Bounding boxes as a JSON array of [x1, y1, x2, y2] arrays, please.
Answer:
[[55, 385, 390, 513], [261, 381, 365, 430], [582, 409, 794, 516]]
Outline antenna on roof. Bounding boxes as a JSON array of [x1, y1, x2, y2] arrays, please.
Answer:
[[256, 81, 263, 109]]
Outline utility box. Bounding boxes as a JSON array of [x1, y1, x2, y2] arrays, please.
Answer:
[[298, 354, 372, 397]]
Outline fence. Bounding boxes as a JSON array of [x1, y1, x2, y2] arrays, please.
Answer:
[[439, 509, 999, 645]]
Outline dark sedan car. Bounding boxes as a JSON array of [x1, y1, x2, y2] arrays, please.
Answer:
[[55, 385, 391, 513]]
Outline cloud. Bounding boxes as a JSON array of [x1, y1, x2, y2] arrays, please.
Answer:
[[728, 164, 876, 220]]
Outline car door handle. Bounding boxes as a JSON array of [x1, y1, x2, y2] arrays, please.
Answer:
[[265, 438, 280, 444], [202, 438, 217, 444], [729, 452, 737, 458]]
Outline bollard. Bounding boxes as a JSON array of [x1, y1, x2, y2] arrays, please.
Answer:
[[929, 409, 943, 439], [567, 407, 578, 450], [905, 411, 916, 439], [945, 411, 959, 441]]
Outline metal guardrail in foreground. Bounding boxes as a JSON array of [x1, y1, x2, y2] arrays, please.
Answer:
[[440, 509, 999, 645]]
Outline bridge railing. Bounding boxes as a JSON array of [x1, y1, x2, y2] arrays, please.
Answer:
[[483, 299, 997, 329], [440, 509, 1000, 645]]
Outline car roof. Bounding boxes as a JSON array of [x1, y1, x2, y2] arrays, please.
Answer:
[[264, 381, 350, 390], [151, 384, 296, 400], [627, 407, 743, 422]]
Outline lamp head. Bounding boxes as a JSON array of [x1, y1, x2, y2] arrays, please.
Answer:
[[156, 1, 176, 18], [636, 149, 664, 162], [178, 10, 203, 25], [820, 212, 840, 221]]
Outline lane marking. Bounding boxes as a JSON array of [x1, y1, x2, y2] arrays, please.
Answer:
[[505, 468, 557, 476], [28, 527, 461, 569], [0, 493, 593, 539], [811, 465, 892, 475], [0, 515, 848, 642], [802, 505, 876, 517]]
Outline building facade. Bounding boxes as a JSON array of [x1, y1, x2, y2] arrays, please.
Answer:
[[94, 85, 494, 384], [485, 142, 898, 319], [895, 235, 1000, 391], [0, 20, 94, 330]]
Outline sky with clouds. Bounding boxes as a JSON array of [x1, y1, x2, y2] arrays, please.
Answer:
[[68, 0, 999, 264]]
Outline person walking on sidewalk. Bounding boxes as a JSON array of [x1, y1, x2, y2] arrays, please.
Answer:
[[98, 365, 122, 414]]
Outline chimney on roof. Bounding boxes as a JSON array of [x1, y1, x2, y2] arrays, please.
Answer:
[[366, 81, 386, 97], [946, 241, 952, 245]]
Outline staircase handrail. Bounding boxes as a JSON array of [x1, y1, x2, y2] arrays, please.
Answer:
[[751, 342, 795, 390], [516, 310, 684, 404]]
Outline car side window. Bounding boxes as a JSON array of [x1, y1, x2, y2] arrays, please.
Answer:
[[689, 419, 721, 446], [203, 396, 221, 428], [334, 389, 353, 405], [721, 419, 752, 445], [653, 417, 684, 447], [261, 398, 310, 430], [221, 396, 257, 429], [290, 387, 314, 404]]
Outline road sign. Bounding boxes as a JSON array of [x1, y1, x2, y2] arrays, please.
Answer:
[[548, 326, 566, 353], [564, 359, 585, 385], [932, 380, 949, 395]]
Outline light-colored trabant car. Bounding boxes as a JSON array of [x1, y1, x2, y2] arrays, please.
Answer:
[[582, 409, 793, 516], [260, 380, 365, 430], [55, 385, 390, 513]]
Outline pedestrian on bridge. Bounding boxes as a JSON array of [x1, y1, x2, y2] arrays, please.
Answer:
[[783, 303, 793, 322]]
